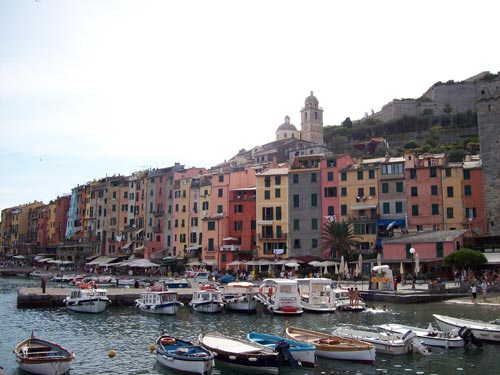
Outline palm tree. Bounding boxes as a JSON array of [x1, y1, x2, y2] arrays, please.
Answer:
[[321, 221, 361, 260]]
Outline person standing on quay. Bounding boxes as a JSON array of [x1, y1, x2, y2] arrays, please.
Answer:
[[41, 278, 46, 294], [481, 279, 488, 302], [470, 282, 477, 304]]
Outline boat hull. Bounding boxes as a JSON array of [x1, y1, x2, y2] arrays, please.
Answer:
[[378, 323, 464, 348], [434, 314, 500, 343], [199, 332, 279, 374], [137, 301, 182, 315], [66, 298, 110, 313], [333, 328, 411, 355], [190, 302, 224, 313], [224, 295, 258, 312], [155, 335, 214, 375], [247, 332, 316, 367]]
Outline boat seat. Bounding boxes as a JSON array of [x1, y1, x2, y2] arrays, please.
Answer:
[[26, 351, 61, 356]]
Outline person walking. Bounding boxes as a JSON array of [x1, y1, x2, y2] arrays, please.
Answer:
[[480, 280, 488, 302], [470, 282, 477, 304]]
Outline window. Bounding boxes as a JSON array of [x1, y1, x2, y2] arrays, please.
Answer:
[[447, 207, 454, 218], [431, 185, 438, 196], [395, 201, 403, 213], [218, 188, 223, 198], [312, 238, 318, 248], [293, 239, 301, 249], [412, 205, 419, 216], [311, 218, 318, 230], [447, 186, 454, 197], [463, 169, 471, 180], [275, 176, 281, 185], [276, 207, 282, 220], [293, 174, 299, 183], [445, 168, 451, 177], [466, 207, 477, 219], [218, 175, 224, 182], [234, 221, 243, 231], [311, 172, 317, 182], [369, 187, 376, 196], [341, 187, 347, 197], [436, 242, 444, 258], [341, 172, 347, 181], [264, 176, 271, 187], [464, 185, 472, 196], [208, 238, 214, 251], [357, 188, 364, 197], [327, 158, 337, 167], [368, 169, 375, 179], [341, 205, 347, 216], [432, 204, 439, 215], [207, 221, 215, 230], [328, 206, 335, 215], [410, 169, 417, 179], [383, 202, 390, 214], [357, 171, 363, 180], [293, 219, 300, 231], [311, 193, 318, 207], [262, 207, 273, 220], [275, 188, 281, 198], [327, 171, 334, 181], [217, 205, 223, 213], [396, 182, 403, 193], [430, 167, 437, 177], [382, 183, 389, 194], [411, 186, 418, 196], [324, 187, 337, 197], [293, 194, 300, 208], [264, 190, 270, 200]]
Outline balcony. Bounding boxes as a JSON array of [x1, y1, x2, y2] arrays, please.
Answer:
[[220, 244, 241, 252], [258, 233, 288, 240], [348, 215, 379, 222]]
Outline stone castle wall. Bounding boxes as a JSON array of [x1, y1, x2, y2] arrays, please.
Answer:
[[477, 87, 500, 236]]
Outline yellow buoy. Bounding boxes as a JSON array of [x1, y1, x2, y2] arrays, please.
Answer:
[[150, 343, 155, 352], [108, 349, 117, 358]]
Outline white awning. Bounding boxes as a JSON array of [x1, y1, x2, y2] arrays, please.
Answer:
[[484, 252, 500, 264], [350, 203, 378, 210], [86, 256, 118, 266], [122, 242, 132, 250], [185, 245, 201, 251]]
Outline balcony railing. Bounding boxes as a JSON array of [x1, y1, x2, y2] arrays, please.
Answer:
[[348, 215, 379, 222], [220, 245, 241, 252], [258, 233, 288, 240]]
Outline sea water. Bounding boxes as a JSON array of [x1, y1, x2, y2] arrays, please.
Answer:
[[1, 277, 499, 375]]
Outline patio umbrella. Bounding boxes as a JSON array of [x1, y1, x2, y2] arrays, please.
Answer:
[[358, 254, 363, 275], [377, 253, 381, 266], [415, 253, 420, 275], [308, 261, 322, 267], [344, 261, 349, 275], [285, 262, 300, 269], [400, 261, 404, 276], [334, 263, 339, 274]]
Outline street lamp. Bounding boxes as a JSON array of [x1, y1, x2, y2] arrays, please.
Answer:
[[409, 247, 416, 289]]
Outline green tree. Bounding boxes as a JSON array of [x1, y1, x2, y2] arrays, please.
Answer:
[[321, 221, 361, 260], [342, 117, 353, 129], [443, 248, 487, 270]]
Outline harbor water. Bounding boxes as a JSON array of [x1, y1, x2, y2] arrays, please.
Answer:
[[1, 277, 499, 375]]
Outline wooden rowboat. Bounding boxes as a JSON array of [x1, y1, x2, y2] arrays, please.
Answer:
[[285, 325, 376, 363]]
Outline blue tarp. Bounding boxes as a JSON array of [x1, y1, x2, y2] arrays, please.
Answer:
[[377, 219, 405, 227]]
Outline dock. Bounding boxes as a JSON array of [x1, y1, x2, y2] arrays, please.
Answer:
[[17, 287, 197, 308]]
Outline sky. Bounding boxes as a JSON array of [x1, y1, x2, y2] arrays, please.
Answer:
[[1, 0, 499, 213]]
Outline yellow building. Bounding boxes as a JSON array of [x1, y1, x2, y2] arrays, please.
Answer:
[[442, 163, 465, 230], [255, 167, 289, 259]]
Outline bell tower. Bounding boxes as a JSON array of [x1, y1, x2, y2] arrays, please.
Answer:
[[300, 91, 324, 145]]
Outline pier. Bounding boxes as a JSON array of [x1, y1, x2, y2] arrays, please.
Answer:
[[17, 286, 198, 308]]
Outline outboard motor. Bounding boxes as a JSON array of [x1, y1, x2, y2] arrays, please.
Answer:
[[458, 326, 483, 347], [402, 330, 432, 356], [274, 340, 300, 368]]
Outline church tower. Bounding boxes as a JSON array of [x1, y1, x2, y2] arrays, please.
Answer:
[[300, 91, 324, 145], [477, 86, 500, 235]]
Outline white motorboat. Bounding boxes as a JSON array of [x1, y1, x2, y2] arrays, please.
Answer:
[[29, 270, 53, 279], [64, 288, 111, 313], [297, 277, 336, 313], [14, 332, 75, 375], [189, 286, 224, 313], [136, 290, 184, 315], [434, 314, 499, 343], [254, 278, 303, 315], [379, 322, 465, 348], [222, 281, 258, 312], [332, 326, 415, 355]]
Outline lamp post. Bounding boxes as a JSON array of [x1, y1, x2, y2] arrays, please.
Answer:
[[409, 247, 416, 289]]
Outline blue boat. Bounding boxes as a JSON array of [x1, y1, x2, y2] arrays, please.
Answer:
[[155, 334, 215, 375], [247, 332, 316, 367]]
